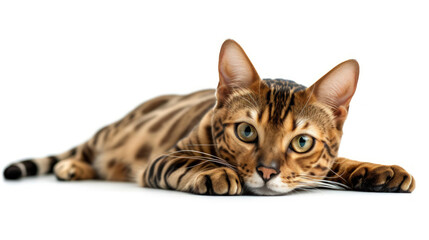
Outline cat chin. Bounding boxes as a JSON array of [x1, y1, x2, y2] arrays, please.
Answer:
[[244, 172, 293, 195], [246, 176, 293, 196]]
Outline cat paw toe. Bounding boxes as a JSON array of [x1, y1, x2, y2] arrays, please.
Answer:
[[350, 165, 415, 193], [384, 165, 415, 192], [54, 159, 95, 181], [193, 168, 242, 195]]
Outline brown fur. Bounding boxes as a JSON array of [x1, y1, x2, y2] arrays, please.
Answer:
[[3, 40, 415, 195]]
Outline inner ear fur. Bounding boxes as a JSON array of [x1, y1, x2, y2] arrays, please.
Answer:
[[217, 39, 261, 103], [306, 59, 359, 127]]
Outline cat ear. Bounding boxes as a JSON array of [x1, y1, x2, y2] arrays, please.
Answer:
[[307, 59, 359, 124], [217, 39, 261, 103]]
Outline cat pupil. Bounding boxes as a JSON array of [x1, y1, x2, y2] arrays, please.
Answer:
[[244, 126, 252, 136], [299, 137, 306, 147]]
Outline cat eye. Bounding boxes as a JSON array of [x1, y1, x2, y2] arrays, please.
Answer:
[[235, 123, 258, 143], [290, 134, 314, 153]]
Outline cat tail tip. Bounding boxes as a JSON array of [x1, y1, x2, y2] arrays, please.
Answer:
[[3, 157, 56, 180], [3, 164, 23, 179], [3, 159, 38, 180], [3, 147, 78, 180]]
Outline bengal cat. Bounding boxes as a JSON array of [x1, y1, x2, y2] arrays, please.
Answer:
[[3, 40, 415, 195]]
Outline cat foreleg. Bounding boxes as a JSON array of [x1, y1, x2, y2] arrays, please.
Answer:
[[327, 157, 415, 193]]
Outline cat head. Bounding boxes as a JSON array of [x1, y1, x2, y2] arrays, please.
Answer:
[[212, 39, 359, 195]]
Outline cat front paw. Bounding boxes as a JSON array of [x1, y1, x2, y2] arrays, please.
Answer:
[[349, 164, 415, 193], [192, 167, 242, 195]]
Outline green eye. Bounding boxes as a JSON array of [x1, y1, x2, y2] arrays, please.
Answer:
[[235, 123, 258, 143], [290, 135, 314, 153]]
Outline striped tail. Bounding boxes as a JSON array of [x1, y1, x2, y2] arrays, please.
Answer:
[[3, 147, 78, 180]]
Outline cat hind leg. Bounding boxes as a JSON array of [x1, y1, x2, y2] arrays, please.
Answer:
[[54, 158, 96, 181]]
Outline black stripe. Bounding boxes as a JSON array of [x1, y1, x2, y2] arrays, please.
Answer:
[[258, 90, 271, 122], [209, 145, 217, 158], [331, 142, 339, 151], [47, 156, 60, 173], [164, 160, 188, 190], [4, 165, 22, 179], [165, 160, 187, 178], [22, 159, 38, 176], [301, 122, 309, 129], [323, 142, 335, 158], [160, 100, 214, 145], [149, 107, 187, 132], [69, 147, 78, 158], [142, 168, 148, 186], [81, 145, 92, 163], [204, 175, 213, 195], [219, 145, 234, 157], [291, 119, 297, 131], [222, 139, 236, 154], [135, 144, 153, 159], [128, 112, 135, 121], [113, 120, 122, 128], [103, 128, 111, 142], [155, 157, 169, 185], [93, 126, 108, 146], [314, 164, 328, 171], [205, 126, 213, 142], [159, 117, 182, 145], [177, 160, 199, 186], [281, 95, 294, 123], [265, 90, 272, 102], [223, 169, 230, 195], [213, 119, 221, 132], [214, 128, 224, 139], [141, 98, 170, 114], [148, 156, 166, 188], [294, 150, 323, 164], [134, 115, 155, 131]]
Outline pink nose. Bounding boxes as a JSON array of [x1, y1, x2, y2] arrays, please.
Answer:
[[257, 166, 279, 182]]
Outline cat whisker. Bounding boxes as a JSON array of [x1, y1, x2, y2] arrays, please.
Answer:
[[166, 149, 230, 163], [326, 164, 348, 184], [245, 92, 260, 109], [162, 150, 236, 170], [299, 175, 348, 186], [298, 176, 350, 190], [229, 87, 260, 109], [298, 181, 344, 190], [298, 84, 315, 116], [164, 155, 236, 170], [237, 95, 259, 109], [297, 173, 343, 180], [184, 143, 218, 146]]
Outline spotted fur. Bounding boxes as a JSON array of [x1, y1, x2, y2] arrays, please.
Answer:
[[3, 40, 415, 195]]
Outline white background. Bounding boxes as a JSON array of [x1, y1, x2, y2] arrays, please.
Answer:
[[1, 1, 428, 239]]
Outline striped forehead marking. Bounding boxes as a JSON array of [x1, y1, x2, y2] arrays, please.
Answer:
[[260, 79, 306, 125]]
